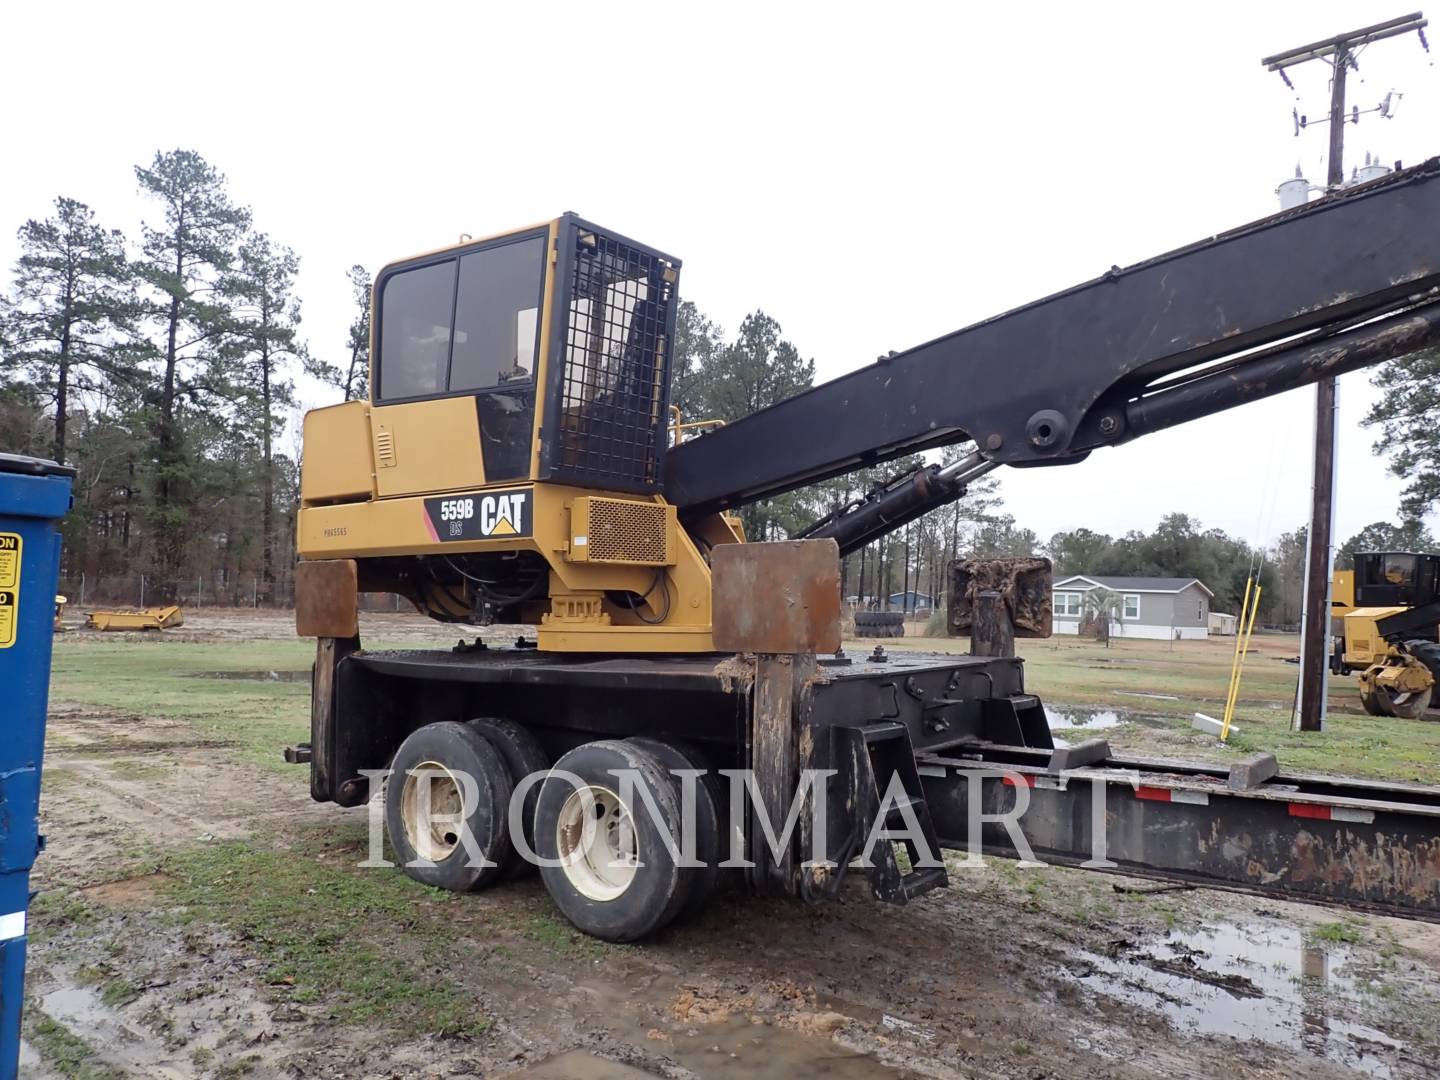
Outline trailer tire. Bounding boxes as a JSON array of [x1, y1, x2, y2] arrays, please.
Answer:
[[386, 721, 514, 893], [536, 740, 686, 942], [627, 737, 725, 921], [469, 718, 550, 877]]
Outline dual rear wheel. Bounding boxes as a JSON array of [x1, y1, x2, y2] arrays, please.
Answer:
[[384, 722, 723, 941]]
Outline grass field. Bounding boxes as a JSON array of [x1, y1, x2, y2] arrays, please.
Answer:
[[48, 637, 315, 769]]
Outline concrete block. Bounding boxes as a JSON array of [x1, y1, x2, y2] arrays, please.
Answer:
[[1192, 712, 1238, 737], [1048, 738, 1111, 773], [1228, 752, 1279, 791]]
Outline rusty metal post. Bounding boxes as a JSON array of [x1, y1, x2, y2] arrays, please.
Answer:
[[711, 540, 842, 897], [294, 559, 362, 801], [970, 590, 1015, 658], [750, 653, 817, 895], [310, 634, 360, 801]]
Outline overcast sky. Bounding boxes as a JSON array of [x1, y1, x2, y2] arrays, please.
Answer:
[[4, 1, 1437, 548]]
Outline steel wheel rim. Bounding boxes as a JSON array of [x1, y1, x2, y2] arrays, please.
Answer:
[[556, 784, 638, 901], [401, 759, 466, 861]]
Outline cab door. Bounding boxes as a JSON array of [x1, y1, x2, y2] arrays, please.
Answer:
[[370, 229, 549, 499]]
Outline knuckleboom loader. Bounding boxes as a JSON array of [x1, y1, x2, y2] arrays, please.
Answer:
[[294, 169, 1440, 941]]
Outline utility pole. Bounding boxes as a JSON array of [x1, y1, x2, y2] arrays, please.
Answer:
[[1262, 12, 1428, 732]]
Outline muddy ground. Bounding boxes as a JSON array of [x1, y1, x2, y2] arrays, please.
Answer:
[[21, 610, 1440, 1079]]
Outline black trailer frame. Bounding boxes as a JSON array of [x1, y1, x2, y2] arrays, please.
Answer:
[[301, 639, 1440, 922]]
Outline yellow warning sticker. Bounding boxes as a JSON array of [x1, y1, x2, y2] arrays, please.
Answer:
[[0, 532, 20, 649]]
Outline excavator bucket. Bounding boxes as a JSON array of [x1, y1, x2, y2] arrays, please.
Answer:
[[85, 605, 184, 631], [947, 557, 1052, 639]]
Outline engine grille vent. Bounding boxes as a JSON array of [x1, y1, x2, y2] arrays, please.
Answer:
[[374, 430, 396, 468], [572, 497, 674, 565]]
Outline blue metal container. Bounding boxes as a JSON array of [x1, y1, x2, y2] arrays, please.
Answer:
[[0, 453, 74, 1080]]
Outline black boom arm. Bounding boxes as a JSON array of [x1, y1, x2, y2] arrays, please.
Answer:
[[665, 160, 1440, 523]]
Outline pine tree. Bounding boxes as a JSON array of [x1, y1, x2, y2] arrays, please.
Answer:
[[1366, 347, 1440, 516], [343, 265, 371, 401], [0, 197, 135, 462], [683, 311, 816, 540], [134, 150, 251, 599], [308, 265, 372, 403], [670, 299, 724, 421], [220, 233, 303, 598]]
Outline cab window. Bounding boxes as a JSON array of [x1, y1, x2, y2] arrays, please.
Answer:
[[376, 234, 546, 402], [451, 238, 544, 391], [1383, 553, 1418, 586], [377, 261, 454, 400]]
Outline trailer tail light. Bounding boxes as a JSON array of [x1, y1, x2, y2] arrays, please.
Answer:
[[1134, 786, 1211, 805], [1288, 802, 1376, 823]]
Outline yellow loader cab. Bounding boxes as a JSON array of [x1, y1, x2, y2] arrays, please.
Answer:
[[1348, 551, 1440, 719], [297, 215, 741, 652], [1332, 561, 1409, 676], [1330, 568, 1355, 629], [1329, 568, 1356, 674]]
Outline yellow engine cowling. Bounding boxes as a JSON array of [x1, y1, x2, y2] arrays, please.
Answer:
[[1342, 606, 1410, 670]]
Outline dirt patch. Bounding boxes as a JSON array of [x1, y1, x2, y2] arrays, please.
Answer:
[[79, 873, 173, 909], [34, 703, 329, 893]]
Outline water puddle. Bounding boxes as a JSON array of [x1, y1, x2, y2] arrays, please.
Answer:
[[1058, 921, 1404, 1077], [1044, 705, 1171, 731], [41, 984, 191, 1079], [37, 966, 284, 1079], [511, 1051, 660, 1078], [192, 669, 310, 683], [661, 1014, 892, 1079], [515, 1038, 892, 1079], [1116, 691, 1180, 702]]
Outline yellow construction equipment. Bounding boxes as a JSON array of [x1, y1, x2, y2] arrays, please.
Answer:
[[1330, 566, 1409, 676], [296, 216, 729, 653], [84, 605, 184, 632], [1327, 560, 1440, 718], [1343, 552, 1440, 719]]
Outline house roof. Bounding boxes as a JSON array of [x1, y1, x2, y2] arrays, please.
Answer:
[[1054, 574, 1215, 598]]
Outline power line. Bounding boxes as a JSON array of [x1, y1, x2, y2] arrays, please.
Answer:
[[1260, 11, 1429, 733]]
